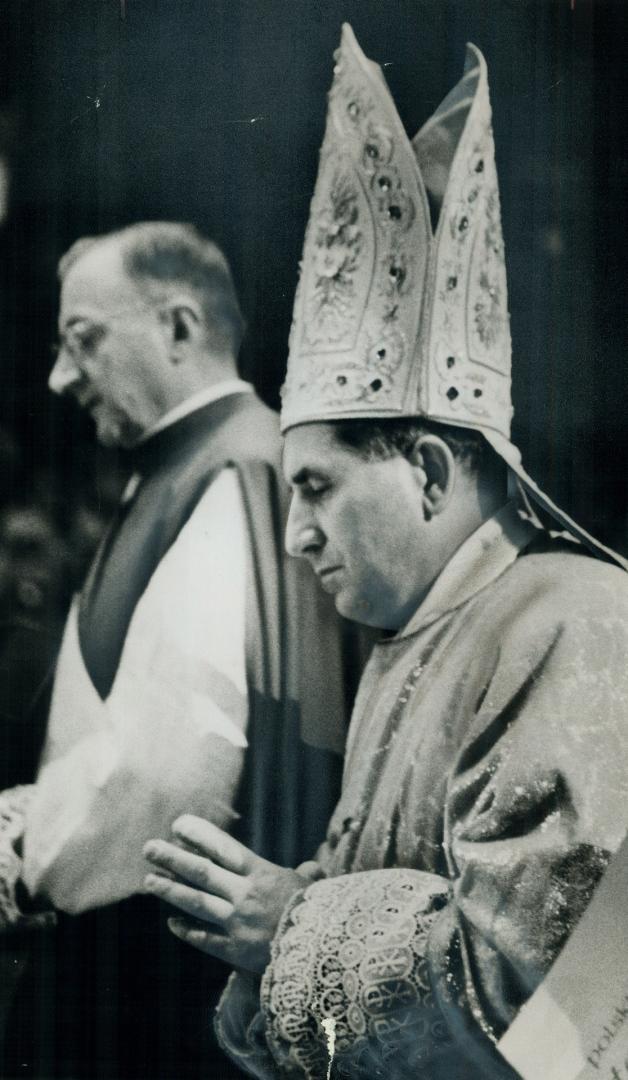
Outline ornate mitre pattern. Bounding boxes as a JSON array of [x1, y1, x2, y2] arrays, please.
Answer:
[[281, 25, 628, 573], [280, 24, 512, 438]]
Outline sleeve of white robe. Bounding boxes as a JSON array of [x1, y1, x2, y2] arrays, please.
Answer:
[[22, 467, 249, 914]]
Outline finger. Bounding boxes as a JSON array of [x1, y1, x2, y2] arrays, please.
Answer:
[[141, 857, 176, 883], [167, 917, 229, 960], [171, 816, 251, 874], [144, 839, 240, 901], [144, 873, 233, 925], [295, 860, 325, 883]]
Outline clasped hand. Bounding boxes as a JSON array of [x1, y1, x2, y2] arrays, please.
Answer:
[[143, 816, 317, 974]]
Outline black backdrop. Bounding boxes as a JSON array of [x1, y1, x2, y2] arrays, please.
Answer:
[[0, 0, 626, 548]]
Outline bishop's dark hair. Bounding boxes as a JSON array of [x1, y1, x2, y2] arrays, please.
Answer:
[[331, 416, 500, 477]]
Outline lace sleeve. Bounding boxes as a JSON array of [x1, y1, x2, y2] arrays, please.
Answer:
[[259, 869, 454, 1079], [0, 785, 55, 932], [215, 971, 286, 1080]]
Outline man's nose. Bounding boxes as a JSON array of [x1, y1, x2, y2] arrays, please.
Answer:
[[285, 497, 324, 558], [48, 349, 82, 396]]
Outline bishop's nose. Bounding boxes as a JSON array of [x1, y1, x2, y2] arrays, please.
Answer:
[[285, 496, 324, 559], [49, 348, 82, 396]]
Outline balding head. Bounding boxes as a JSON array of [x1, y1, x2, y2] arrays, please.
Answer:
[[59, 223, 245, 358], [50, 224, 245, 448]]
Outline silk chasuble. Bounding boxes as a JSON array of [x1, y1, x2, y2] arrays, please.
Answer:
[[218, 503, 628, 1079]]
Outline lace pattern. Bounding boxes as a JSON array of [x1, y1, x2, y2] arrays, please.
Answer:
[[261, 869, 453, 1078], [215, 970, 286, 1080], [0, 784, 53, 932]]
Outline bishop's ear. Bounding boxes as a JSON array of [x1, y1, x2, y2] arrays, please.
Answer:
[[409, 434, 456, 518]]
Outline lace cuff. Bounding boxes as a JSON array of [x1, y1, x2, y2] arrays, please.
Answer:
[[260, 869, 454, 1079], [0, 785, 55, 933], [215, 970, 287, 1079]]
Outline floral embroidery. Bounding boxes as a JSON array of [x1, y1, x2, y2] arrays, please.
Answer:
[[304, 169, 363, 349], [281, 28, 428, 426], [426, 113, 512, 431], [281, 28, 513, 443]]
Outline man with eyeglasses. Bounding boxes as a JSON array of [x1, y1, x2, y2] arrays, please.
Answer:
[[0, 222, 355, 1079]]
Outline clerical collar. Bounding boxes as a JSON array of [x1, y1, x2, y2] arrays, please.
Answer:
[[125, 382, 254, 476], [397, 500, 541, 640], [140, 379, 253, 442]]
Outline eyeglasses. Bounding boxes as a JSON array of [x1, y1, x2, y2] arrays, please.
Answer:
[[51, 320, 107, 362], [51, 303, 157, 363]]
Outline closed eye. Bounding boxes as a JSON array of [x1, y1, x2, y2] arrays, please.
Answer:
[[289, 468, 331, 501], [299, 479, 331, 502], [74, 326, 105, 353], [57, 322, 106, 358]]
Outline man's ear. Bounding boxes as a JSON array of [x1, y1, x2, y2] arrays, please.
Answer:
[[409, 434, 456, 518], [163, 296, 203, 362]]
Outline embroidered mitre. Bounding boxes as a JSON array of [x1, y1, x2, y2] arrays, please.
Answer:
[[280, 23, 511, 437], [281, 24, 627, 572]]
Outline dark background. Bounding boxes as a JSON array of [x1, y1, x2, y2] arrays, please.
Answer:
[[0, 0, 626, 548]]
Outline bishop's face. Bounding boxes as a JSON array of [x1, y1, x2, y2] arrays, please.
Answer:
[[284, 422, 432, 630], [50, 241, 169, 448]]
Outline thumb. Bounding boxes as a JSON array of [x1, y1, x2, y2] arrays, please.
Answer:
[[295, 860, 325, 884]]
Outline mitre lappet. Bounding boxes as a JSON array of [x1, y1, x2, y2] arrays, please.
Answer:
[[281, 22, 626, 569]]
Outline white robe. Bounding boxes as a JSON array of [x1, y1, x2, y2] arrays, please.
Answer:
[[23, 468, 248, 912]]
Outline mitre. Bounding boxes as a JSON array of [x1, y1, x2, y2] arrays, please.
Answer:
[[281, 23, 626, 569]]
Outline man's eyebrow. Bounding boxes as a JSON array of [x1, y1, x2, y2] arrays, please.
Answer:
[[288, 466, 330, 486], [61, 316, 97, 331]]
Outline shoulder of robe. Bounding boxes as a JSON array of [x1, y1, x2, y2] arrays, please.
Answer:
[[486, 543, 628, 641]]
